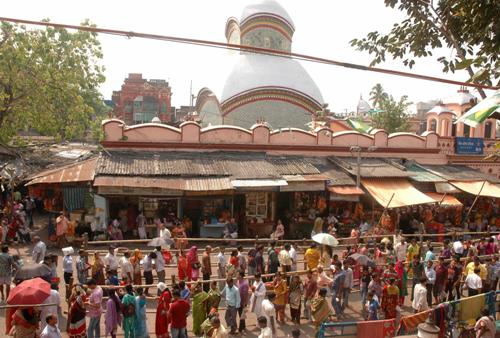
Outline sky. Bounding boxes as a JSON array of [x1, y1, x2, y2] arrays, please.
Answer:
[[2, 0, 492, 113]]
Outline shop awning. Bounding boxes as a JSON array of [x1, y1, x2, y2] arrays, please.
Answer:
[[425, 192, 463, 206], [434, 182, 461, 194], [26, 158, 97, 185], [328, 186, 364, 195], [280, 175, 326, 191], [94, 176, 233, 191], [231, 179, 287, 188], [450, 180, 500, 198], [361, 178, 435, 208]]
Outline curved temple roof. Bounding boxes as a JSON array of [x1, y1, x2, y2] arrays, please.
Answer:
[[240, 0, 295, 30]]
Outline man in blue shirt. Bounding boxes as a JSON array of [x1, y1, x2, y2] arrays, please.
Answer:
[[424, 246, 436, 262], [221, 278, 241, 334], [330, 262, 345, 318]]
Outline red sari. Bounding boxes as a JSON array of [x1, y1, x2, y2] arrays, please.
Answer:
[[381, 284, 399, 319], [178, 255, 190, 281], [155, 290, 172, 338]]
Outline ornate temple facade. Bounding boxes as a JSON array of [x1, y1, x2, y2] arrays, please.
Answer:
[[196, 0, 324, 129]]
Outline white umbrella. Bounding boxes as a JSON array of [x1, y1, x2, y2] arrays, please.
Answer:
[[312, 233, 339, 247], [147, 237, 174, 247]]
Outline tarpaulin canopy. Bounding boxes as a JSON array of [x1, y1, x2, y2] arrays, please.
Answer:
[[361, 178, 435, 208], [450, 180, 500, 198], [328, 186, 365, 195], [425, 192, 463, 206]]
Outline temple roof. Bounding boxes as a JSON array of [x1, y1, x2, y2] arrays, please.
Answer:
[[221, 53, 324, 105], [442, 90, 477, 106], [427, 104, 456, 115], [240, 0, 295, 30]]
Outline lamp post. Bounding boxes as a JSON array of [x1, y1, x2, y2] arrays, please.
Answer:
[[350, 145, 377, 188]]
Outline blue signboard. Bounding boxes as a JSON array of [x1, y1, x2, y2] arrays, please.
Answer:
[[455, 137, 484, 155]]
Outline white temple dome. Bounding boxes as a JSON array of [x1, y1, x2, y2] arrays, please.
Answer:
[[240, 0, 295, 30], [442, 90, 477, 106], [427, 105, 455, 115], [221, 53, 324, 105]]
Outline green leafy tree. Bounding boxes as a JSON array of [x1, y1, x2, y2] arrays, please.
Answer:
[[0, 20, 105, 142], [350, 0, 500, 98], [371, 93, 411, 133], [369, 83, 389, 108]]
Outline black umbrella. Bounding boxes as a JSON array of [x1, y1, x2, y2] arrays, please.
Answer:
[[14, 264, 51, 281]]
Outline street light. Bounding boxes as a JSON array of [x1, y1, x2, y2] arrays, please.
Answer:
[[350, 145, 377, 188]]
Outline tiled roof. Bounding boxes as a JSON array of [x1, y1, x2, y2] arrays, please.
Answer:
[[329, 156, 411, 178], [95, 151, 356, 185], [405, 163, 447, 183], [419, 164, 500, 183]]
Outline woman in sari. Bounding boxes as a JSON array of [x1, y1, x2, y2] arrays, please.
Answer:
[[177, 250, 190, 281], [172, 223, 187, 250], [381, 278, 400, 319], [288, 275, 303, 324], [206, 281, 221, 312], [91, 252, 105, 285], [395, 261, 408, 305], [187, 246, 200, 281], [68, 285, 87, 338], [155, 282, 171, 338], [130, 249, 142, 285], [134, 288, 149, 338], [10, 308, 39, 338], [192, 282, 210, 336], [273, 272, 287, 323], [105, 288, 122, 338]]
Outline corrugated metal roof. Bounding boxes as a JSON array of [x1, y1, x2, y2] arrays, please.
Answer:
[[231, 179, 287, 187], [329, 156, 411, 178], [94, 176, 233, 191], [27, 157, 97, 185], [405, 163, 447, 183], [421, 164, 500, 183], [267, 157, 320, 175]]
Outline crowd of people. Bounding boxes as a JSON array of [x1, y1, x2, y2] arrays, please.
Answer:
[[1, 228, 498, 337]]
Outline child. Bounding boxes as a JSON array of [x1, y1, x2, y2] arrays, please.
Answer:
[[366, 291, 380, 321]]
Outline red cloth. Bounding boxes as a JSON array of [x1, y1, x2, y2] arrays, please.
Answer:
[[357, 318, 395, 338], [168, 299, 190, 329], [155, 290, 172, 337]]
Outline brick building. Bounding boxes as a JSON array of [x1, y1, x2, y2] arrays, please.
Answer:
[[111, 73, 173, 125]]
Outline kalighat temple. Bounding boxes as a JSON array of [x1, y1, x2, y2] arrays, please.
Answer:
[[26, 0, 500, 240]]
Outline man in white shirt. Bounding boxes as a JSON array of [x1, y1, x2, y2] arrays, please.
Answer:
[[453, 240, 464, 257], [40, 284, 61, 331], [40, 314, 62, 338], [62, 249, 73, 285], [463, 267, 482, 297], [289, 244, 297, 272], [119, 250, 133, 282], [341, 263, 354, 311], [412, 276, 429, 313], [32, 236, 46, 264], [278, 244, 292, 281], [395, 238, 408, 262], [424, 260, 436, 307], [104, 246, 119, 276], [217, 248, 227, 290], [154, 247, 165, 285], [257, 316, 273, 338], [261, 294, 276, 336]]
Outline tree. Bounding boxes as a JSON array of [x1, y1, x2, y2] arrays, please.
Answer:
[[371, 93, 411, 133], [350, 0, 500, 98], [369, 83, 389, 108], [0, 20, 105, 143]]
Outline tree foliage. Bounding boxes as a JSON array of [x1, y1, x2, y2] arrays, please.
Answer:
[[369, 84, 411, 133], [0, 20, 106, 143], [369, 83, 389, 108], [350, 0, 500, 98]]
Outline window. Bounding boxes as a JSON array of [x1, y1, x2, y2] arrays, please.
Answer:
[[485, 122, 492, 139], [245, 192, 269, 218], [429, 119, 437, 132], [464, 124, 471, 137]]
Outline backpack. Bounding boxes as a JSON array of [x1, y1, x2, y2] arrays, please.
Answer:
[[122, 300, 135, 317]]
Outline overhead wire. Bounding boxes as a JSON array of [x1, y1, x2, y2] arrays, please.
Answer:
[[0, 17, 498, 91]]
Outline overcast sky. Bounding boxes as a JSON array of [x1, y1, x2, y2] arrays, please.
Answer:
[[3, 0, 492, 112]]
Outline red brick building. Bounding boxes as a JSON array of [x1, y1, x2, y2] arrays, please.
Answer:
[[111, 73, 173, 124]]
